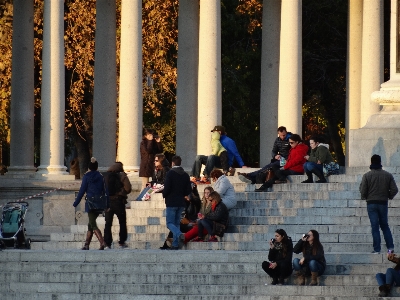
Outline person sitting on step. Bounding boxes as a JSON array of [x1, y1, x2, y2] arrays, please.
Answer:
[[302, 136, 333, 183], [376, 251, 400, 297], [192, 191, 229, 242], [293, 229, 326, 286], [238, 126, 292, 184], [261, 229, 293, 285], [255, 134, 308, 192], [210, 169, 236, 210]]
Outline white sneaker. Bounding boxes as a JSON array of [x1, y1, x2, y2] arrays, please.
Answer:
[[238, 175, 252, 184]]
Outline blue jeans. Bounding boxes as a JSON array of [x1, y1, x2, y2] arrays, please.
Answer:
[[293, 258, 325, 276], [197, 218, 214, 238], [367, 203, 394, 252], [376, 268, 400, 286], [303, 162, 323, 174], [191, 155, 222, 178], [166, 206, 185, 247]]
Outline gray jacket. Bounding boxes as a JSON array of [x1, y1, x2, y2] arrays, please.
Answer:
[[213, 175, 236, 210], [359, 169, 398, 202]]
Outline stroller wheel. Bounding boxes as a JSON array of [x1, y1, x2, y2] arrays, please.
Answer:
[[25, 238, 31, 250]]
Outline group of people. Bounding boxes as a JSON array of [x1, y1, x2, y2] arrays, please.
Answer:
[[238, 126, 335, 191], [262, 229, 326, 286]]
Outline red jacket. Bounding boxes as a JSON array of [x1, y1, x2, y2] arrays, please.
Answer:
[[283, 143, 309, 173]]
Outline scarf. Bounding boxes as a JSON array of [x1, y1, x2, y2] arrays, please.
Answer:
[[211, 201, 217, 211]]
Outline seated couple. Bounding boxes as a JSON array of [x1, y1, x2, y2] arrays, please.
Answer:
[[191, 125, 246, 183]]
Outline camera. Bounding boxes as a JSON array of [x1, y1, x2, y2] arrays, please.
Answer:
[[388, 250, 394, 254], [270, 238, 275, 243], [302, 234, 309, 239]]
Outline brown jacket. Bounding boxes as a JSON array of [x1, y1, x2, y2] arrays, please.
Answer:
[[107, 163, 132, 199]]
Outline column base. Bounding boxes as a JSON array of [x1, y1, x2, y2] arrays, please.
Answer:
[[36, 165, 74, 180], [349, 112, 400, 167]]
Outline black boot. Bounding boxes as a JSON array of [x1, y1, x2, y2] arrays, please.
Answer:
[[93, 229, 106, 250], [271, 277, 278, 285], [278, 277, 285, 285], [312, 168, 326, 183], [82, 231, 93, 250], [255, 182, 272, 192], [378, 284, 390, 297], [301, 171, 313, 183]]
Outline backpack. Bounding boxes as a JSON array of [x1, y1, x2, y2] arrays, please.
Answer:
[[106, 172, 123, 196]]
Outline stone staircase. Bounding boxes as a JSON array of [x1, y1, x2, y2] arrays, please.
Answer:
[[1, 168, 400, 298]]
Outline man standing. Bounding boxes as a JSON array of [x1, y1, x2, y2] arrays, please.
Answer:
[[191, 125, 246, 182], [238, 126, 292, 184], [360, 154, 398, 254], [162, 155, 192, 250], [103, 162, 132, 249]]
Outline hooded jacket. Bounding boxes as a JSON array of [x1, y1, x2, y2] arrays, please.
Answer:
[[211, 131, 227, 156], [213, 174, 236, 210], [162, 166, 192, 207], [283, 143, 309, 173], [307, 143, 333, 164], [104, 162, 132, 200]]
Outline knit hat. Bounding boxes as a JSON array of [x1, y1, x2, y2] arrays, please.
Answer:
[[88, 157, 98, 171], [371, 154, 381, 165]]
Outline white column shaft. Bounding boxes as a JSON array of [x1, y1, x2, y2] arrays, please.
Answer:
[[93, 0, 117, 170], [9, 0, 36, 172], [38, 0, 67, 174], [176, 0, 199, 170], [360, 0, 384, 126], [345, 0, 363, 166], [118, 0, 142, 171], [260, 0, 281, 166], [197, 0, 222, 154], [278, 0, 302, 135]]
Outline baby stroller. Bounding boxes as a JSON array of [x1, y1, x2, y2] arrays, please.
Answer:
[[0, 201, 31, 249]]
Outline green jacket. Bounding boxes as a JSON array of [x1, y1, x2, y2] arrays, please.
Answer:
[[308, 143, 333, 164], [211, 131, 226, 156]]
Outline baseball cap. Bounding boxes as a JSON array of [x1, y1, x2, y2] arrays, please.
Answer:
[[211, 125, 225, 134]]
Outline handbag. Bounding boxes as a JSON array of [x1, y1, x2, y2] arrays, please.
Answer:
[[180, 217, 190, 225], [212, 221, 226, 237], [86, 194, 107, 212], [323, 162, 340, 177], [266, 169, 275, 182]]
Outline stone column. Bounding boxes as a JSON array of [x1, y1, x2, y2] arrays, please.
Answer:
[[360, 0, 384, 127], [345, 0, 363, 166], [278, 0, 302, 135], [8, 0, 36, 174], [260, 0, 281, 166], [37, 0, 68, 175], [93, 0, 117, 170], [176, 0, 199, 170], [197, 0, 222, 155], [118, 0, 142, 171]]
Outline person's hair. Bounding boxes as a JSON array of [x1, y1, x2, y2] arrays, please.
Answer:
[[277, 126, 287, 132], [143, 128, 154, 138], [88, 157, 98, 171], [309, 136, 322, 144], [289, 134, 302, 143], [202, 186, 214, 201], [209, 191, 222, 203], [210, 169, 224, 179], [171, 155, 182, 166], [155, 153, 165, 164], [114, 161, 124, 172], [303, 229, 323, 256], [275, 228, 289, 258]]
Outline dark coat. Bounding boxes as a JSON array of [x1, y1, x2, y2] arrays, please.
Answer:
[[360, 169, 398, 203], [151, 159, 170, 186], [293, 239, 326, 269], [205, 201, 229, 226], [162, 167, 192, 207], [73, 171, 109, 213], [268, 238, 293, 276], [139, 139, 163, 177], [271, 132, 292, 159]]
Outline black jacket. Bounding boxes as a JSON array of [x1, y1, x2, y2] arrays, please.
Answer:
[[162, 167, 192, 207], [151, 159, 170, 186], [205, 201, 229, 226], [271, 132, 292, 159], [268, 238, 293, 274], [293, 239, 326, 268]]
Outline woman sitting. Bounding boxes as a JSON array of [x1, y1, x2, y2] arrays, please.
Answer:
[[293, 229, 326, 286], [256, 134, 308, 192], [376, 252, 400, 297], [261, 229, 293, 285], [192, 191, 229, 242], [210, 169, 236, 210], [149, 153, 170, 189], [302, 136, 333, 183]]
